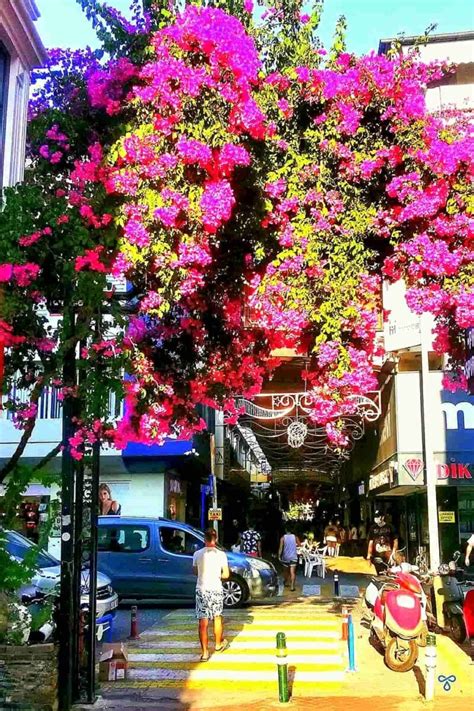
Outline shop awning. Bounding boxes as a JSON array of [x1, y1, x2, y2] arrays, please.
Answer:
[[0, 483, 52, 497], [122, 438, 193, 457]]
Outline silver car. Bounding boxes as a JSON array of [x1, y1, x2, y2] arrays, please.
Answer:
[[5, 530, 118, 617]]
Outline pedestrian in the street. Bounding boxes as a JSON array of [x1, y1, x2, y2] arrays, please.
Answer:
[[278, 524, 300, 592], [240, 520, 262, 557], [99, 483, 121, 515], [465, 533, 474, 567], [192, 528, 230, 662], [324, 519, 339, 556], [348, 522, 358, 556], [366, 510, 398, 575]]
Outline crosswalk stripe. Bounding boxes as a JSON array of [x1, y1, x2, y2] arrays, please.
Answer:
[[130, 640, 340, 650], [165, 620, 338, 629], [140, 629, 340, 639], [165, 609, 341, 619], [128, 653, 343, 664], [127, 668, 345, 682], [106, 679, 343, 690]]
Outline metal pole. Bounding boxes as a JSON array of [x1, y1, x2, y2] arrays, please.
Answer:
[[276, 632, 289, 702], [347, 614, 356, 672], [425, 633, 437, 701], [58, 304, 77, 711], [210, 434, 218, 534], [72, 459, 84, 696], [419, 313, 441, 571], [85, 438, 100, 703]]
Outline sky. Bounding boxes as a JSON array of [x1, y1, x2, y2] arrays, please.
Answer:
[[35, 0, 474, 54]]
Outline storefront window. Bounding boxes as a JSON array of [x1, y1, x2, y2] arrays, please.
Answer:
[[459, 489, 474, 539], [0, 42, 9, 187]]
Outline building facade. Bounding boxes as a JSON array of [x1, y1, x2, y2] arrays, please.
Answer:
[[0, 0, 45, 188], [355, 32, 474, 563]]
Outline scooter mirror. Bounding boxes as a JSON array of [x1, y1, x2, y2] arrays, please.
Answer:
[[453, 551, 461, 563]]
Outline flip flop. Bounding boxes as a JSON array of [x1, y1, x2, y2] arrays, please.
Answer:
[[215, 639, 229, 653], [200, 654, 210, 662]]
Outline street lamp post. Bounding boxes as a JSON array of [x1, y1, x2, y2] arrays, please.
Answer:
[[419, 313, 441, 572]]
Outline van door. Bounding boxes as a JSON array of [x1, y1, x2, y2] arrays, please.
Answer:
[[156, 524, 204, 599], [98, 522, 157, 597]]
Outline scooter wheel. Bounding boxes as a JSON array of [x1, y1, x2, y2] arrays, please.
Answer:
[[417, 623, 429, 648], [384, 637, 418, 672], [449, 615, 466, 644]]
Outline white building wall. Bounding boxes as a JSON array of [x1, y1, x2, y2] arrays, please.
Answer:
[[395, 371, 446, 453], [0, 0, 45, 187]]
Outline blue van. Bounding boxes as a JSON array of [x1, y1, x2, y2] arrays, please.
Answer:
[[98, 516, 278, 608]]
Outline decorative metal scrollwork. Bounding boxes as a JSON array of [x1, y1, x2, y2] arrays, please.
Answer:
[[287, 420, 308, 448]]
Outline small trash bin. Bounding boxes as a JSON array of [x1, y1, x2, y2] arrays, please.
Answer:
[[96, 613, 114, 643]]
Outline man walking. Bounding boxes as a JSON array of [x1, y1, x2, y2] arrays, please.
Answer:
[[279, 524, 300, 591], [192, 528, 230, 661]]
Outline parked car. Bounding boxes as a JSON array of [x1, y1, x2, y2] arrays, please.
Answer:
[[4, 530, 118, 618], [98, 516, 279, 608]]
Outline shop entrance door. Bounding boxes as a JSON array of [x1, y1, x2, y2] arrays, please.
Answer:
[[437, 487, 459, 563]]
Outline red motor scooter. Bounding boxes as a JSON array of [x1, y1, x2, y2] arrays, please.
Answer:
[[365, 570, 424, 671]]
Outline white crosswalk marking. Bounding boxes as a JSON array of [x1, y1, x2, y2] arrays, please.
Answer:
[[105, 604, 348, 693]]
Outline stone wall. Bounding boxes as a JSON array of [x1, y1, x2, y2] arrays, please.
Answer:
[[0, 643, 58, 711]]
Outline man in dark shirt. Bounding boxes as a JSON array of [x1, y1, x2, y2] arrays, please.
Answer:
[[239, 522, 262, 558], [367, 511, 398, 574]]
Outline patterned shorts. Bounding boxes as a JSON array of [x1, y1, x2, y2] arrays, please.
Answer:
[[195, 589, 224, 620]]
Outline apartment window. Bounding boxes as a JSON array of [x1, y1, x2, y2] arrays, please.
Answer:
[[0, 42, 10, 188], [10, 71, 28, 185]]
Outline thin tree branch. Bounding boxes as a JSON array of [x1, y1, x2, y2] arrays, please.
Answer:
[[33, 443, 62, 471], [0, 373, 50, 483]]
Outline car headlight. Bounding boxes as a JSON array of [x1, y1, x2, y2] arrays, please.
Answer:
[[248, 558, 272, 571]]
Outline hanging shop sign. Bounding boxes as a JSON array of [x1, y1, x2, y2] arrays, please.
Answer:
[[368, 469, 392, 491], [208, 508, 222, 521], [358, 482, 365, 496], [436, 461, 473, 484], [398, 454, 473, 486], [438, 511, 456, 523]]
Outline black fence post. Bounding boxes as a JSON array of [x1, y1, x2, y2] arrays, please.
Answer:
[[58, 304, 77, 711]]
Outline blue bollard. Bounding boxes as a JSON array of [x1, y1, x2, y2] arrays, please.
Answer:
[[347, 614, 356, 672]]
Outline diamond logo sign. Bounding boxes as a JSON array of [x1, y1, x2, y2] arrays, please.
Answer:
[[403, 458, 424, 481]]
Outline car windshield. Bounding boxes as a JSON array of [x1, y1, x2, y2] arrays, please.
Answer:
[[4, 530, 59, 568]]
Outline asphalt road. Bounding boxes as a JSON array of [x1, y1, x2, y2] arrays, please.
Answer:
[[110, 602, 193, 642]]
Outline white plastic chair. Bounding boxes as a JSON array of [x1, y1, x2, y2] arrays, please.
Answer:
[[305, 553, 326, 579]]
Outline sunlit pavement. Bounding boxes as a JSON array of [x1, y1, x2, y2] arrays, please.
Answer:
[[80, 564, 473, 710]]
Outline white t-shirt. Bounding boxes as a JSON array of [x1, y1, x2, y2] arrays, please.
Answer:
[[192, 546, 228, 592], [468, 534, 474, 547]]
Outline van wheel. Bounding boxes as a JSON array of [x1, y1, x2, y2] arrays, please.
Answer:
[[223, 577, 247, 609]]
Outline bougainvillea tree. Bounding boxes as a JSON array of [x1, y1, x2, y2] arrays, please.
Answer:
[[0, 0, 472, 478]]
